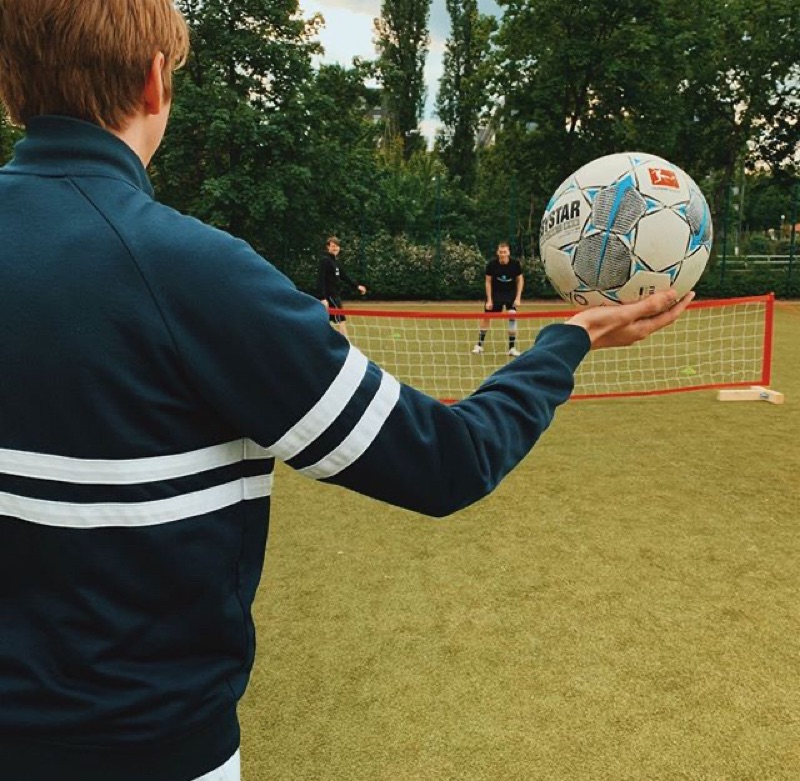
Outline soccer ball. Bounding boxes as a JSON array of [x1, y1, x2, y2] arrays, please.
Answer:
[[539, 152, 712, 307]]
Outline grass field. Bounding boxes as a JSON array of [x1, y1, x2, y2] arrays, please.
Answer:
[[240, 300, 800, 781]]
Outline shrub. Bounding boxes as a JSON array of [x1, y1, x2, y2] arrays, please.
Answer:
[[276, 236, 800, 303], [696, 263, 799, 298], [743, 234, 769, 255]]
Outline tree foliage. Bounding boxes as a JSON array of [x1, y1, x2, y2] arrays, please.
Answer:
[[665, 0, 800, 212], [487, 0, 799, 251], [151, 0, 320, 252], [436, 0, 495, 191], [491, 0, 685, 210], [1, 0, 796, 298], [374, 0, 431, 159]]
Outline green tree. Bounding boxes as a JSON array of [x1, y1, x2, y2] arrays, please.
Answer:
[[482, 0, 800, 259], [666, 0, 800, 212], [152, 0, 320, 253], [488, 0, 682, 243], [742, 173, 797, 233], [436, 0, 495, 191], [280, 62, 386, 275], [374, 0, 431, 159]]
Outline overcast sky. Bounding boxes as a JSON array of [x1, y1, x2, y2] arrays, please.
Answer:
[[299, 0, 502, 141]]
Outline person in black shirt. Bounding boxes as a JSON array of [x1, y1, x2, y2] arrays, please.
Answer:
[[318, 236, 366, 339], [472, 241, 524, 356]]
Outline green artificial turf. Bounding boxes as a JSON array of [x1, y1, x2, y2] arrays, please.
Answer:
[[240, 301, 800, 781]]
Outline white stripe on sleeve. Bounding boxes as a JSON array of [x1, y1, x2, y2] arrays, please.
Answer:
[[266, 346, 369, 461], [298, 371, 401, 480]]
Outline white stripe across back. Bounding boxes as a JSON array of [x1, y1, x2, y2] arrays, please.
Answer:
[[0, 474, 273, 529], [299, 372, 401, 480], [266, 346, 369, 461], [0, 438, 270, 485]]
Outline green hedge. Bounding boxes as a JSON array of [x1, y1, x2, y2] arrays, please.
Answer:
[[282, 233, 488, 301], [697, 262, 800, 299], [276, 233, 799, 302], [518, 260, 800, 301]]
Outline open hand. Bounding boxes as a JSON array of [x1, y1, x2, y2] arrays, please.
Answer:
[[566, 290, 695, 349]]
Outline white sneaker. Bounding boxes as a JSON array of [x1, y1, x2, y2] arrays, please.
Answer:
[[507, 347, 521, 357], [471, 344, 483, 354]]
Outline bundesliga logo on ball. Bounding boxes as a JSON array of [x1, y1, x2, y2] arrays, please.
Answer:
[[540, 152, 713, 307]]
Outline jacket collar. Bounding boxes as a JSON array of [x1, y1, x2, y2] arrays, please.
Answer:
[[5, 115, 154, 197]]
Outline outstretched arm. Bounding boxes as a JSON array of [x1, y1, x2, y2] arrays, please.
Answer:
[[155, 230, 693, 518], [339, 264, 361, 293]]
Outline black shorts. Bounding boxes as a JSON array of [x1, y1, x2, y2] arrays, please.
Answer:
[[485, 299, 517, 314], [326, 296, 346, 323]]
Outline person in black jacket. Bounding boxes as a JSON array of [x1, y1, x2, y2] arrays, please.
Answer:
[[318, 235, 367, 339], [0, 2, 694, 780]]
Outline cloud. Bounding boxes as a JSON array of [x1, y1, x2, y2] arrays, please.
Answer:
[[302, 0, 378, 14], [310, 5, 377, 65], [424, 36, 446, 116], [419, 118, 442, 147]]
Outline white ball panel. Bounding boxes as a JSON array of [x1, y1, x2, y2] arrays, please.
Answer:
[[672, 247, 710, 296], [543, 247, 580, 300], [616, 270, 672, 303], [573, 153, 637, 189], [634, 210, 691, 270], [568, 290, 614, 308], [548, 175, 576, 206]]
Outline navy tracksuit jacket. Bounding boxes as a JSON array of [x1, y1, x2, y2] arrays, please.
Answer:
[[0, 116, 590, 780]]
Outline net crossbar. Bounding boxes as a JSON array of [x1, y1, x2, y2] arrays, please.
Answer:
[[332, 294, 774, 403]]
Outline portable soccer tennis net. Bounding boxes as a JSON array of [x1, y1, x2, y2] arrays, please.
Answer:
[[331, 294, 776, 403]]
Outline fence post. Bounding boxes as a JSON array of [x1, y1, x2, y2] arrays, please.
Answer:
[[434, 173, 442, 298], [359, 214, 367, 282], [787, 182, 798, 292], [719, 183, 731, 288], [508, 172, 518, 253]]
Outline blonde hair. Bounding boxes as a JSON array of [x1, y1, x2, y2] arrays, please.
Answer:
[[0, 0, 190, 129]]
